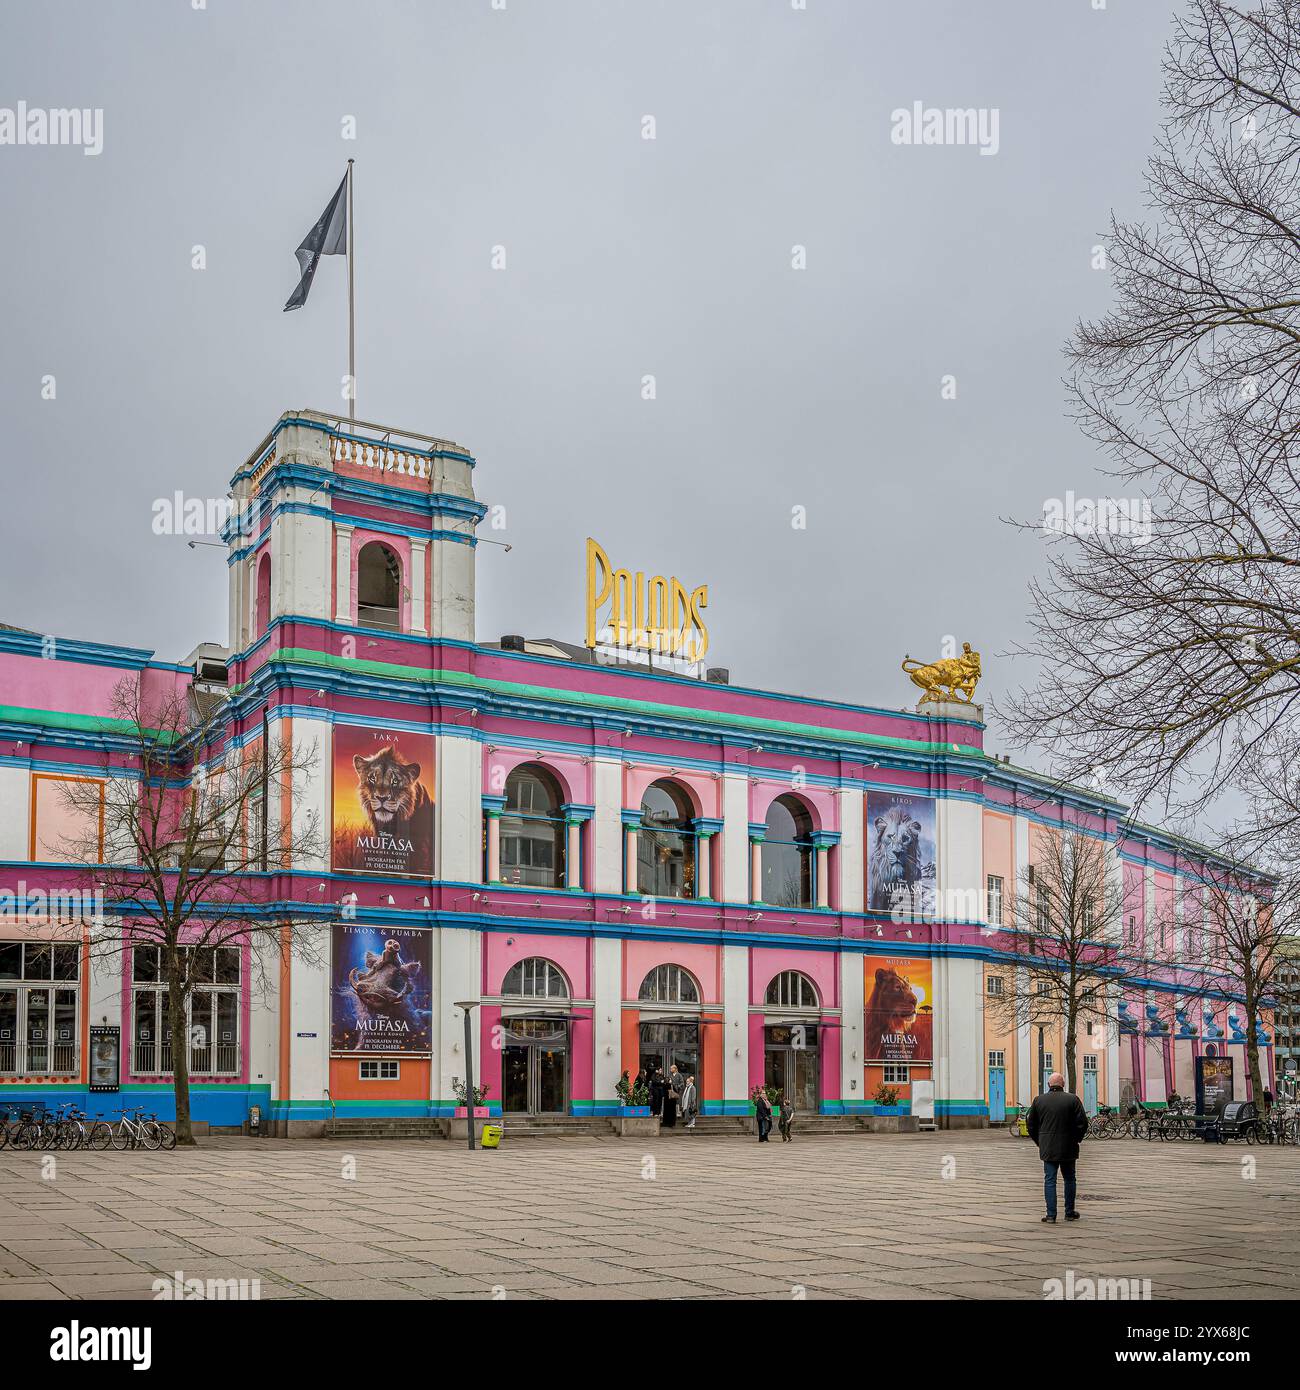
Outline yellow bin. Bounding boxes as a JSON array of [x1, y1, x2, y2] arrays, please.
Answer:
[[481, 1124, 503, 1149]]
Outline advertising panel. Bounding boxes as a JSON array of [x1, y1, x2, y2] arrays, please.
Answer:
[[864, 955, 934, 1063], [331, 726, 434, 877], [865, 792, 936, 919], [330, 923, 432, 1054]]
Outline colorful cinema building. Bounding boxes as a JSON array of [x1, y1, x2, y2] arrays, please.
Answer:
[[0, 410, 1277, 1133]]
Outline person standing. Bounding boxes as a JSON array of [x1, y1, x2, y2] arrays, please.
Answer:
[[681, 1074, 699, 1132], [778, 1093, 794, 1142], [754, 1089, 773, 1142], [649, 1067, 666, 1119], [1026, 1072, 1088, 1223], [662, 1065, 679, 1128]]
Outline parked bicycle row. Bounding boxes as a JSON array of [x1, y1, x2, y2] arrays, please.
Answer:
[[0, 1103, 177, 1151], [1009, 1098, 1300, 1146]]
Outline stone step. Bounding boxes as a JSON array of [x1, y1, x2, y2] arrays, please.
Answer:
[[323, 1119, 445, 1140]]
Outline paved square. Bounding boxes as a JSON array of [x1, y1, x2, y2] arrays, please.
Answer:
[[1, 1131, 1297, 1300]]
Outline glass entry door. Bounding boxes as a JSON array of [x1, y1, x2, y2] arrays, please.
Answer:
[[638, 1020, 700, 1093], [764, 1024, 819, 1113], [501, 1018, 569, 1114]]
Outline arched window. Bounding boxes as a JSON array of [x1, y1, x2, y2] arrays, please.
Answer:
[[357, 541, 402, 631], [502, 957, 570, 1000], [499, 765, 565, 889], [765, 970, 818, 1010], [637, 780, 696, 899], [638, 964, 700, 1005], [761, 795, 814, 908], [255, 551, 272, 640]]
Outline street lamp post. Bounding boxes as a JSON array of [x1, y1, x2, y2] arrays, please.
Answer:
[[455, 1001, 479, 1152]]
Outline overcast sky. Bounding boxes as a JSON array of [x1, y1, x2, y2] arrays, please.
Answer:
[[0, 0, 1178, 761]]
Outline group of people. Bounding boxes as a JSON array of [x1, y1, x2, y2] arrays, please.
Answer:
[[753, 1090, 795, 1142], [638, 1063, 699, 1131]]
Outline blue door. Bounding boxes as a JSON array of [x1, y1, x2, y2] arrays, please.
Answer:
[[988, 1068, 1006, 1124], [1083, 1070, 1098, 1115]]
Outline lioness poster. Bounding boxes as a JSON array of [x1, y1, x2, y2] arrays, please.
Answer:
[[331, 923, 432, 1054], [864, 955, 933, 1062], [332, 727, 435, 877], [865, 792, 936, 919]]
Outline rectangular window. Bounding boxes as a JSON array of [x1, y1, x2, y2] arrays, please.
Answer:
[[987, 975, 1004, 996], [360, 1060, 399, 1081], [986, 874, 1004, 926], [882, 1063, 909, 1085], [0, 942, 80, 1078], [1083, 1054, 1098, 1072], [1044, 1052, 1055, 1071], [988, 1050, 1006, 1069], [131, 946, 241, 1077]]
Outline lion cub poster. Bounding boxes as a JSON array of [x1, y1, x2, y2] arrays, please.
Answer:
[[332, 726, 435, 877]]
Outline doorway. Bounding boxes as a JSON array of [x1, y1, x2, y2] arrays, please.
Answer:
[[501, 1018, 568, 1114], [639, 1019, 700, 1097], [988, 1067, 1006, 1124], [764, 1024, 819, 1113]]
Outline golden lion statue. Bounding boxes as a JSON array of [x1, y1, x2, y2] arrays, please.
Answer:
[[901, 642, 981, 704]]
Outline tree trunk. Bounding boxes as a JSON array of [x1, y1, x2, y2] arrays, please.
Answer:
[[1065, 1019, 1078, 1094], [168, 971, 196, 1146]]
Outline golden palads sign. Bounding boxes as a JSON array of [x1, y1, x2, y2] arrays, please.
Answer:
[[584, 537, 709, 664]]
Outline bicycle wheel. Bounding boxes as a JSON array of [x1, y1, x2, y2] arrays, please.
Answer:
[[154, 1123, 176, 1152], [86, 1123, 112, 1151], [138, 1123, 162, 1152], [110, 1124, 133, 1151], [10, 1123, 34, 1151]]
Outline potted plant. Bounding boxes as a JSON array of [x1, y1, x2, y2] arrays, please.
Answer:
[[615, 1069, 650, 1117], [869, 1080, 918, 1133], [451, 1076, 491, 1119]]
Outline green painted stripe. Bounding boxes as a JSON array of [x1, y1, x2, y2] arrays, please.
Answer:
[[0, 704, 177, 742], [270, 650, 986, 758]]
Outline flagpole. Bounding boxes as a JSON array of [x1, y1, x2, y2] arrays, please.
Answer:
[[347, 158, 355, 421]]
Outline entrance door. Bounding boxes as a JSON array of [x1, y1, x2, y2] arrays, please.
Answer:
[[638, 1020, 700, 1097], [764, 1024, 819, 1113], [501, 1019, 569, 1114], [988, 1068, 1006, 1124], [1083, 1070, 1098, 1115]]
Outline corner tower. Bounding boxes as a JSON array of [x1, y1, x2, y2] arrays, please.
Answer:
[[226, 409, 483, 657]]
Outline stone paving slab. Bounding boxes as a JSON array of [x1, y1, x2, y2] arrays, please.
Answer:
[[1, 1130, 1298, 1300]]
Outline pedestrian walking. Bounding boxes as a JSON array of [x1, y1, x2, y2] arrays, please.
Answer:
[[681, 1074, 699, 1132], [754, 1089, 773, 1142], [663, 1064, 680, 1128], [1026, 1072, 1088, 1224], [778, 1094, 794, 1142]]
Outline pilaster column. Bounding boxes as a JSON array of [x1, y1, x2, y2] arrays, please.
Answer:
[[334, 524, 354, 623], [482, 795, 505, 884], [691, 818, 723, 901], [562, 804, 594, 891], [811, 831, 841, 910], [622, 811, 641, 895], [410, 539, 428, 635], [749, 824, 766, 904]]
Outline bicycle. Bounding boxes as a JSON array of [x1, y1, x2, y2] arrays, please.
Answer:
[[99, 1108, 161, 1151]]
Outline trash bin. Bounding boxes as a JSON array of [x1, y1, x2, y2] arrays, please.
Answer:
[[481, 1124, 503, 1149]]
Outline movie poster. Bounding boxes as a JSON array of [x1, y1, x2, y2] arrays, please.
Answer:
[[865, 792, 936, 919], [331, 923, 433, 1054], [864, 955, 933, 1062], [331, 726, 434, 877]]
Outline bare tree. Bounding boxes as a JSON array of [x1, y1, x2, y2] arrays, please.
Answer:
[[51, 675, 326, 1145], [986, 822, 1136, 1094], [1196, 857, 1299, 1110], [1000, 0, 1300, 844]]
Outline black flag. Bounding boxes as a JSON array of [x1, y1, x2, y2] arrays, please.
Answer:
[[283, 173, 348, 312]]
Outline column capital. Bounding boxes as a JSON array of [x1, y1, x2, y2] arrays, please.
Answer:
[[691, 817, 723, 837], [621, 809, 643, 829], [562, 803, 595, 824], [482, 795, 507, 817], [811, 831, 841, 850]]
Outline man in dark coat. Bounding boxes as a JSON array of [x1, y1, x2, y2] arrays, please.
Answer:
[[1026, 1072, 1089, 1223], [754, 1089, 773, 1142]]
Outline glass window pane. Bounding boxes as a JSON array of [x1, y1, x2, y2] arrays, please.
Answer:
[[52, 945, 80, 980], [215, 947, 240, 984], [23, 943, 52, 980], [133, 946, 158, 982], [0, 943, 20, 979]]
